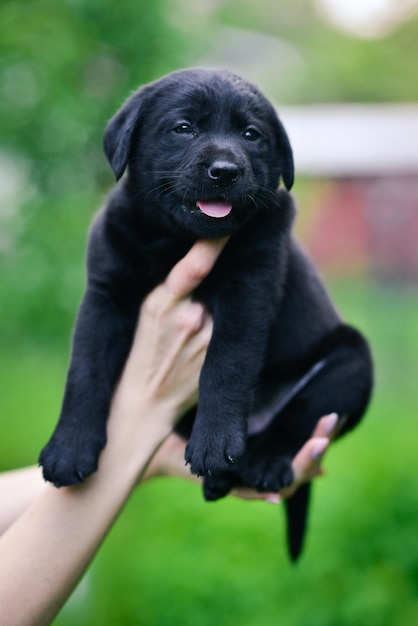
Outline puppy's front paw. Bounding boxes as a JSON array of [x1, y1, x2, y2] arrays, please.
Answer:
[[185, 427, 245, 477], [39, 430, 106, 487]]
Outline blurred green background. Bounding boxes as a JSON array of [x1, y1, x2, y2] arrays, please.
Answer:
[[1, 1, 418, 624]]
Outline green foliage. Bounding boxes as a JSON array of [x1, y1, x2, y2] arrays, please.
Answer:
[[0, 0, 201, 190], [289, 21, 418, 104], [0, 0, 208, 341], [214, 0, 418, 103]]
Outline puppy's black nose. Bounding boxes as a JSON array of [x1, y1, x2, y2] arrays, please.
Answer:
[[208, 160, 240, 186]]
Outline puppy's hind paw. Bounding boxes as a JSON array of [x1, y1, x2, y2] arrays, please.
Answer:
[[203, 473, 238, 501], [238, 453, 294, 494]]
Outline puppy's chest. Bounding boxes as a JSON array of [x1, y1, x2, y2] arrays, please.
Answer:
[[105, 199, 288, 314], [104, 221, 191, 293]]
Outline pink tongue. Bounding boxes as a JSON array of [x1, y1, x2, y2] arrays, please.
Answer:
[[197, 201, 232, 218]]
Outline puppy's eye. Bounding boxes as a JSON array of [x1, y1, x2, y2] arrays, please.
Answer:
[[174, 122, 193, 134], [244, 127, 261, 141]]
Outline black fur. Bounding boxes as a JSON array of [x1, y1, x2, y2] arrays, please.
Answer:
[[39, 68, 373, 559]]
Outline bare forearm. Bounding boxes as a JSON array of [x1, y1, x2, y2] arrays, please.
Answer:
[[0, 467, 47, 536], [0, 404, 168, 626]]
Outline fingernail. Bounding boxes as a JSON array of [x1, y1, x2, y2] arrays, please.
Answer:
[[265, 493, 280, 504], [312, 438, 329, 460], [325, 413, 339, 435], [336, 414, 348, 432]]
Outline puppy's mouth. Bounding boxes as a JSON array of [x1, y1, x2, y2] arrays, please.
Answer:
[[176, 195, 253, 236], [196, 200, 233, 219]]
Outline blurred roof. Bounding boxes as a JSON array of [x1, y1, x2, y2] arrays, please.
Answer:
[[279, 104, 418, 177]]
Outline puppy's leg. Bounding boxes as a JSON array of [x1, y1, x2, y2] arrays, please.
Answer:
[[231, 324, 372, 559], [39, 290, 134, 486], [185, 196, 294, 478], [184, 296, 275, 477], [184, 348, 250, 477], [236, 325, 373, 492]]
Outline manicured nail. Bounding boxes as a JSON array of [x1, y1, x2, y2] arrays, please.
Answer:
[[312, 438, 329, 460], [325, 413, 338, 435], [265, 493, 280, 504], [336, 414, 348, 432]]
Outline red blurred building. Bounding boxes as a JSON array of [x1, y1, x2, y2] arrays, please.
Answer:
[[280, 104, 418, 283]]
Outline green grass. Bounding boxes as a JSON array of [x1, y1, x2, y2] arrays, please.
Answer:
[[1, 279, 417, 625]]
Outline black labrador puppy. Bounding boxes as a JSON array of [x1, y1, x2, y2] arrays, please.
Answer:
[[40, 68, 373, 559]]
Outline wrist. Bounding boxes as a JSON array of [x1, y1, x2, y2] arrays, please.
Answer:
[[102, 395, 176, 484]]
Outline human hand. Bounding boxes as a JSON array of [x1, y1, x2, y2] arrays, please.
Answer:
[[109, 237, 228, 446], [277, 412, 341, 501]]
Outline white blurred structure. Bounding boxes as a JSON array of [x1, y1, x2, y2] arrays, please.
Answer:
[[280, 104, 418, 177], [315, 0, 418, 38]]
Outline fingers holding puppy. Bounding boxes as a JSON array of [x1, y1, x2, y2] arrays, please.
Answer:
[[120, 238, 228, 422], [144, 237, 229, 317]]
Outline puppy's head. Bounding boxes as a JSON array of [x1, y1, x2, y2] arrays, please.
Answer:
[[104, 68, 294, 237]]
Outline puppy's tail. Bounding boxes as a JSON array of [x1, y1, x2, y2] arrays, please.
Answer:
[[284, 482, 311, 562]]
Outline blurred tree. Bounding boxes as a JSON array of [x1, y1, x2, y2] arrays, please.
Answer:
[[213, 0, 418, 103], [0, 0, 209, 341], [0, 0, 207, 192]]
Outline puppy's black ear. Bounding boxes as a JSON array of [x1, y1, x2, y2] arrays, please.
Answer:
[[103, 88, 146, 181], [275, 117, 294, 191]]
